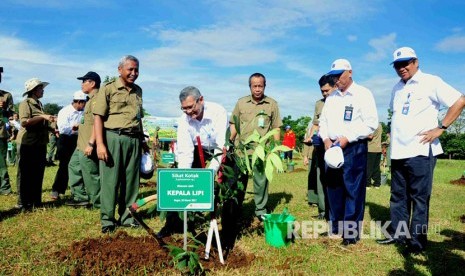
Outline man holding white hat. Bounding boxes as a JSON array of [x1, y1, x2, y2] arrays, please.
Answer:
[[319, 59, 378, 245], [377, 47, 465, 254], [50, 90, 87, 201]]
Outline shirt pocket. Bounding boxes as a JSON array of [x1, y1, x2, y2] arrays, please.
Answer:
[[109, 94, 128, 114]]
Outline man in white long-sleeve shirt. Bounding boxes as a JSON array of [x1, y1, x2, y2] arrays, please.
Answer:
[[319, 59, 378, 246], [50, 90, 86, 200], [157, 86, 228, 238]]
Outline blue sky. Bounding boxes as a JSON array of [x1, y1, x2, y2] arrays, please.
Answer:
[[1, 0, 464, 123]]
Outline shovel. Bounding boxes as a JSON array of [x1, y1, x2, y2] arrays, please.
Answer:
[[127, 194, 166, 246]]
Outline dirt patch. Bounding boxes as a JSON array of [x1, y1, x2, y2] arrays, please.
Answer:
[[55, 231, 254, 275], [450, 176, 465, 186], [289, 168, 306, 173], [460, 215, 465, 223]]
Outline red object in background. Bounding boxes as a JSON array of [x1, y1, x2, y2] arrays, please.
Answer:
[[282, 129, 296, 149]]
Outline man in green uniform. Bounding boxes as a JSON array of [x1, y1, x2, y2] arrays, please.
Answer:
[[305, 75, 336, 219], [0, 86, 14, 195], [366, 123, 383, 189], [94, 55, 149, 233], [229, 72, 283, 220], [66, 71, 102, 207]]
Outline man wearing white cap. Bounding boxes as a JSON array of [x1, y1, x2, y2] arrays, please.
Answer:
[[319, 59, 379, 245], [50, 90, 87, 201], [377, 47, 465, 254]]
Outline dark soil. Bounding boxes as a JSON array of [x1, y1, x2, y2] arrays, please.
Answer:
[[460, 215, 465, 223], [55, 231, 254, 275], [450, 176, 465, 186]]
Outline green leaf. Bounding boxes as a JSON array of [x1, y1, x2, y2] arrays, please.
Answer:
[[251, 151, 258, 169], [255, 144, 265, 161], [244, 149, 252, 173], [259, 128, 279, 143], [269, 152, 284, 172], [244, 130, 260, 144], [271, 145, 291, 153], [265, 157, 274, 183]]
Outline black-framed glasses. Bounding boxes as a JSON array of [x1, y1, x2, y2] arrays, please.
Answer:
[[82, 79, 93, 83], [393, 59, 415, 70], [180, 99, 199, 112]]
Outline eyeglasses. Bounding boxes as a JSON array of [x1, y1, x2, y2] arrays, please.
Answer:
[[180, 99, 199, 113], [82, 79, 93, 83], [73, 99, 87, 104], [393, 59, 415, 70]]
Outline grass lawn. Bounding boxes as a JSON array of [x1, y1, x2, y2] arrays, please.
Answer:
[[0, 158, 464, 275]]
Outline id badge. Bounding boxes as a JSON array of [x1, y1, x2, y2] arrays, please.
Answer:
[[258, 116, 265, 128], [402, 102, 410, 115], [344, 106, 353, 121]]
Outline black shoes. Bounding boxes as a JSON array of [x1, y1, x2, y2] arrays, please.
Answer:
[[156, 226, 174, 239], [119, 221, 140, 228], [376, 237, 406, 245], [102, 225, 116, 234], [65, 199, 90, 207], [341, 239, 357, 246], [402, 245, 424, 256]]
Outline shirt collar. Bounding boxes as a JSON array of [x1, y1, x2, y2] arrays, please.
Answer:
[[247, 95, 270, 104]]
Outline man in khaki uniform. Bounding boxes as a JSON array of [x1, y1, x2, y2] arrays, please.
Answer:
[[366, 123, 383, 188], [0, 88, 14, 195], [66, 71, 102, 207], [94, 55, 149, 233], [16, 78, 55, 210], [229, 72, 282, 220]]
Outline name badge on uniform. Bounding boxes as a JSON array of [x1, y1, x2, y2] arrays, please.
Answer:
[[257, 110, 265, 128], [344, 105, 353, 121], [402, 102, 410, 115], [402, 93, 411, 115]]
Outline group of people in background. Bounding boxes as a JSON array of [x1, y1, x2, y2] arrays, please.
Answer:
[[0, 46, 464, 255]]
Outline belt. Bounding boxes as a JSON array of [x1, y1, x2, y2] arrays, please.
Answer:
[[106, 128, 141, 138]]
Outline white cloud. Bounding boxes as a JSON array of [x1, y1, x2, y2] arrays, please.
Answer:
[[347, 35, 358, 42], [364, 33, 397, 62], [435, 35, 465, 53]]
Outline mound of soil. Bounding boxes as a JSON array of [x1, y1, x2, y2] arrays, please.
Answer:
[[450, 176, 465, 186], [55, 231, 254, 275]]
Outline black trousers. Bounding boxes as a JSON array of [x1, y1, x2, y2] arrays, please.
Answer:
[[51, 135, 78, 194], [366, 152, 381, 187], [389, 148, 435, 250], [16, 144, 47, 207]]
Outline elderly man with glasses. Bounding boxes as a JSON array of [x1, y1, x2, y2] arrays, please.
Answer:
[[157, 86, 228, 238], [377, 47, 465, 255]]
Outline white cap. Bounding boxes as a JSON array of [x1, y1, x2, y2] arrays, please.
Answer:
[[326, 59, 352, 75], [392, 47, 417, 64], [324, 145, 344, 169], [140, 152, 154, 174], [73, 90, 87, 101]]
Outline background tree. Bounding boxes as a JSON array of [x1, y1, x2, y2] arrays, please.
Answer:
[[281, 115, 311, 150], [43, 103, 63, 115]]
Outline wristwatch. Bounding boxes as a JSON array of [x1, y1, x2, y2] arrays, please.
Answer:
[[439, 124, 448, 130]]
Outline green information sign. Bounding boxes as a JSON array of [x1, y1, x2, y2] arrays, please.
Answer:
[[157, 169, 214, 211], [161, 153, 175, 164]]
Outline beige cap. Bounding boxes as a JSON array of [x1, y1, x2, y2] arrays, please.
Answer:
[[23, 78, 49, 96]]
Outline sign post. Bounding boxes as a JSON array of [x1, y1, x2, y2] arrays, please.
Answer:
[[157, 168, 214, 251]]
